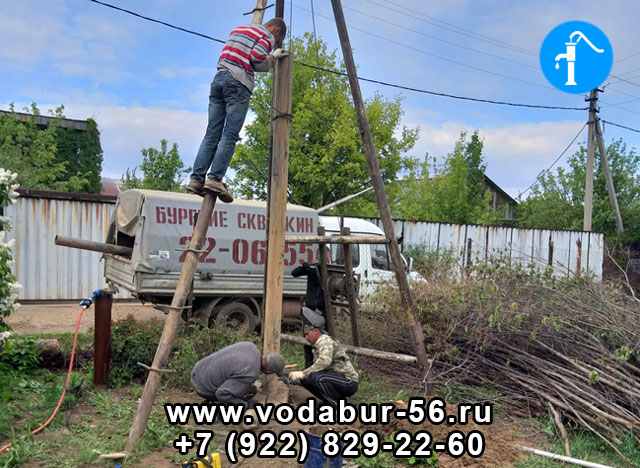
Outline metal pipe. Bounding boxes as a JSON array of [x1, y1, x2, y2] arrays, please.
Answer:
[[54, 235, 132, 256], [516, 446, 614, 468]]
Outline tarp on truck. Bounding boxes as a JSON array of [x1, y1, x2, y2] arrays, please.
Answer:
[[112, 189, 319, 276]]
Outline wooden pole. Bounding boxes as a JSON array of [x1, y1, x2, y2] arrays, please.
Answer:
[[595, 116, 624, 233], [285, 235, 389, 244], [93, 289, 113, 388], [281, 334, 419, 364], [262, 53, 293, 396], [251, 0, 269, 24], [329, 0, 429, 369], [583, 90, 597, 231], [123, 193, 217, 453], [317, 226, 335, 336], [341, 227, 360, 346], [54, 235, 132, 257]]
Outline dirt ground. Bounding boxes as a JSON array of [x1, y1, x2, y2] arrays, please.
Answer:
[[11, 303, 534, 467], [6, 301, 164, 334]]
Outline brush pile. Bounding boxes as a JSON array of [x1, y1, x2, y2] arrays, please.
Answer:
[[356, 256, 640, 457]]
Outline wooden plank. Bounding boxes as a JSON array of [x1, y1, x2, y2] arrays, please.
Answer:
[[123, 193, 218, 453], [317, 226, 335, 336], [285, 235, 389, 244], [262, 53, 293, 396], [341, 227, 360, 346]]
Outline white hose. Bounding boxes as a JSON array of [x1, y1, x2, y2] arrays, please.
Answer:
[[517, 445, 615, 468]]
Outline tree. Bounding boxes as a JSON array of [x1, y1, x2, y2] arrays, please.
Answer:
[[120, 139, 190, 192], [229, 33, 418, 208], [518, 138, 640, 243], [0, 103, 103, 193], [390, 131, 498, 224]]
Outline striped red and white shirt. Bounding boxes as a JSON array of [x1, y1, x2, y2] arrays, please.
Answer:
[[217, 25, 275, 92]]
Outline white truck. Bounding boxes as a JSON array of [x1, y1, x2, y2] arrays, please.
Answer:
[[104, 189, 417, 330]]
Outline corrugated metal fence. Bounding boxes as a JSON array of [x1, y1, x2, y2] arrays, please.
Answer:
[[364, 218, 604, 279], [4, 193, 604, 300], [4, 192, 130, 300]]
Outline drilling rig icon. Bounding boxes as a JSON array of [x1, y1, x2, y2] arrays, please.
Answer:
[[554, 31, 604, 86]]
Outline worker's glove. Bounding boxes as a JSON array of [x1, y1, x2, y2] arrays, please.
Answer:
[[288, 371, 305, 382], [271, 48, 288, 60]]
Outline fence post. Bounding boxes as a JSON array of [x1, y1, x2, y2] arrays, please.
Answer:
[[94, 289, 113, 388]]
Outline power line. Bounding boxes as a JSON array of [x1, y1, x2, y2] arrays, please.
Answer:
[[361, 0, 536, 57], [85, 0, 587, 111], [517, 122, 588, 200], [339, 3, 537, 70], [297, 63, 587, 110], [601, 119, 640, 134], [293, 2, 554, 90], [87, 0, 226, 44]]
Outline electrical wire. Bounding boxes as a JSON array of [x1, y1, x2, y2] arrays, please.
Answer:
[[296, 63, 587, 110], [85, 0, 587, 111], [517, 122, 588, 200], [601, 119, 640, 134], [87, 0, 225, 44]]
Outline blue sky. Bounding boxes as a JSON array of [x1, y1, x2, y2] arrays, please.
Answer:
[[1, 0, 639, 199]]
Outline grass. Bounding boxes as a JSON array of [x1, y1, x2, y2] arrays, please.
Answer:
[[515, 429, 640, 468]]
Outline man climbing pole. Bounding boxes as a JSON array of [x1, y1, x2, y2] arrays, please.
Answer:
[[187, 18, 288, 202]]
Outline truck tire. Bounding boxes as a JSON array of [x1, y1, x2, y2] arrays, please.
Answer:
[[214, 302, 256, 333]]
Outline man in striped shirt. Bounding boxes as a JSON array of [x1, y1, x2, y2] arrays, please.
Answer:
[[188, 18, 287, 202]]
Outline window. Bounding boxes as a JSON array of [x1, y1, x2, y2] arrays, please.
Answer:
[[371, 245, 391, 271], [330, 242, 360, 268]]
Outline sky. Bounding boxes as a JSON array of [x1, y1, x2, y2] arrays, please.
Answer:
[[1, 0, 639, 200]]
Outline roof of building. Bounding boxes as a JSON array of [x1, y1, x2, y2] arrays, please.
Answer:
[[0, 110, 89, 131]]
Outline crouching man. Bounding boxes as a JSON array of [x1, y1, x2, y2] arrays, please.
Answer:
[[190, 341, 285, 408], [289, 312, 359, 408]]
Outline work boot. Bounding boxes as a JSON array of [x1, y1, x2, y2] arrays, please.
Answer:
[[186, 179, 204, 196], [243, 384, 258, 400], [204, 179, 234, 203]]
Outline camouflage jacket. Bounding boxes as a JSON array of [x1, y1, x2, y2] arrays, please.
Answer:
[[303, 334, 359, 382]]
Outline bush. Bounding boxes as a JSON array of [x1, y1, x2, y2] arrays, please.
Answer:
[[0, 167, 20, 331], [0, 334, 40, 373], [109, 316, 164, 385]]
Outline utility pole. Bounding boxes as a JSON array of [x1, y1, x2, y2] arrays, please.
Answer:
[[583, 90, 597, 231], [595, 116, 624, 233], [330, 0, 429, 369], [251, 0, 269, 24]]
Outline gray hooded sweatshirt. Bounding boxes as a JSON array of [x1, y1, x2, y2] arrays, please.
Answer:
[[190, 341, 261, 406]]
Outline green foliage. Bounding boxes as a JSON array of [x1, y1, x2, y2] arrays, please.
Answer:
[[230, 33, 418, 209], [0, 336, 40, 372], [166, 324, 258, 389], [0, 167, 19, 329], [0, 103, 103, 192], [518, 138, 640, 243], [391, 131, 502, 224], [109, 316, 164, 385], [120, 138, 190, 192]]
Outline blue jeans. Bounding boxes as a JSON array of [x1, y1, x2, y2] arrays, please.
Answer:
[[191, 71, 251, 182]]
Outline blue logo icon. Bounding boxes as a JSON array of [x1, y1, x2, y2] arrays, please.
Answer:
[[540, 21, 613, 94]]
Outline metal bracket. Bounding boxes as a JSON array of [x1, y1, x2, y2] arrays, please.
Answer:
[[153, 304, 192, 315], [137, 362, 175, 373], [175, 247, 208, 254], [243, 3, 274, 15]]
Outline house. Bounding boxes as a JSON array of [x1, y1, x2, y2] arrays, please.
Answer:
[[484, 174, 517, 220]]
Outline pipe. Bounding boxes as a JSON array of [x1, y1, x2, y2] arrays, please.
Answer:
[[281, 333, 419, 364], [55, 235, 133, 256], [516, 446, 615, 468]]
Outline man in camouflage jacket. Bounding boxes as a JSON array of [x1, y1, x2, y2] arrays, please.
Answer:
[[289, 325, 359, 407]]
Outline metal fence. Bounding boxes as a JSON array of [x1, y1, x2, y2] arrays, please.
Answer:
[[4, 192, 130, 300], [364, 218, 604, 280], [4, 192, 605, 300]]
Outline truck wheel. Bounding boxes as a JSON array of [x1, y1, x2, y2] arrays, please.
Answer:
[[214, 302, 256, 333]]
